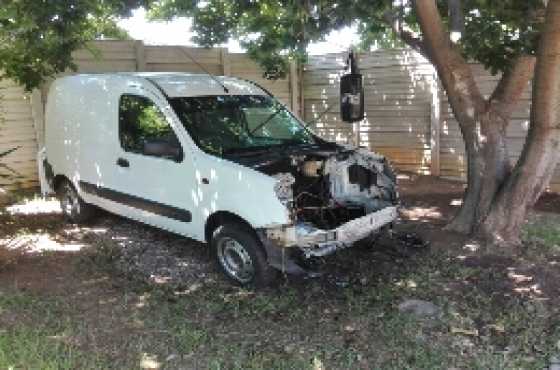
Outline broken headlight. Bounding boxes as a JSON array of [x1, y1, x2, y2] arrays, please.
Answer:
[[272, 173, 295, 206]]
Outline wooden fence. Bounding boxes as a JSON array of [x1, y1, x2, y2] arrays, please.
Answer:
[[1, 41, 559, 194], [303, 50, 436, 175], [303, 50, 560, 192], [0, 79, 37, 193]]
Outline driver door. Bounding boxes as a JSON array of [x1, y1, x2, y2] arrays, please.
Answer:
[[109, 91, 198, 237]]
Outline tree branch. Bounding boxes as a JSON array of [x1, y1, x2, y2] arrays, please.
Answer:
[[489, 55, 536, 120], [413, 1, 451, 59], [382, 10, 430, 60], [413, 0, 486, 121]]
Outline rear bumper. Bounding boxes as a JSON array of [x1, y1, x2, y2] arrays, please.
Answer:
[[263, 206, 398, 258]]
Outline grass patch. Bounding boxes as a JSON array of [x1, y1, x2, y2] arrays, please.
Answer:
[[208, 347, 313, 370], [0, 291, 38, 310], [3, 248, 559, 369], [133, 254, 487, 369], [523, 223, 560, 255], [0, 292, 109, 369], [0, 326, 106, 370], [1, 251, 559, 370], [2, 217, 560, 369], [77, 234, 122, 272]]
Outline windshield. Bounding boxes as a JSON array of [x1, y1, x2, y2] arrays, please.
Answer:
[[169, 95, 315, 156]]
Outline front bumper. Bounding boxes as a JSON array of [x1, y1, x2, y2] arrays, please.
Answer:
[[264, 206, 398, 258]]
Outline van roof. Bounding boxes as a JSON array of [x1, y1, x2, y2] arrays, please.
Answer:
[[58, 72, 269, 98]]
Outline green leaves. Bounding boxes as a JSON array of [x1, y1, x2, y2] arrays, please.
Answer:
[[0, 0, 142, 90], [0, 0, 547, 89], [148, 0, 545, 78], [148, 0, 375, 79], [458, 0, 543, 74]]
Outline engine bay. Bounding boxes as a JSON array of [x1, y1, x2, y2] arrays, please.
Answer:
[[266, 147, 398, 230]]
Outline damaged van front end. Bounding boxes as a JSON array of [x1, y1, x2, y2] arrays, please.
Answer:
[[263, 205, 397, 257], [243, 146, 399, 273]]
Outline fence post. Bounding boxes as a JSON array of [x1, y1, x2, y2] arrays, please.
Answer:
[[134, 40, 147, 72], [289, 60, 301, 117], [30, 89, 45, 149], [220, 48, 231, 76], [353, 52, 363, 148], [299, 64, 305, 121], [430, 70, 441, 176]]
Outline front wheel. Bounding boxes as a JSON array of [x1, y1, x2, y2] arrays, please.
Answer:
[[56, 179, 96, 224], [211, 223, 277, 287]]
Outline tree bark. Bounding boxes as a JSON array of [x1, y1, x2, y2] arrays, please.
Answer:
[[414, 1, 485, 234], [478, 56, 536, 221], [482, 0, 560, 245], [412, 1, 536, 236]]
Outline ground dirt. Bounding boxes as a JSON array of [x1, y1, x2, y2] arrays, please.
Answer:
[[1, 175, 559, 369]]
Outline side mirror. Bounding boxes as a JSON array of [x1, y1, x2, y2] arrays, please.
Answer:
[[143, 140, 183, 162], [340, 73, 364, 123]]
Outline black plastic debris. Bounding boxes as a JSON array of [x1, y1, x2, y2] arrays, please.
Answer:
[[394, 232, 430, 249], [373, 231, 430, 258]]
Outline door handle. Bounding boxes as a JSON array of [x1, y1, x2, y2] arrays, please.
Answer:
[[116, 158, 130, 168]]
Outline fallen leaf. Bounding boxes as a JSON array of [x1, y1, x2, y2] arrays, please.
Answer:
[[451, 327, 479, 336], [487, 324, 505, 333]]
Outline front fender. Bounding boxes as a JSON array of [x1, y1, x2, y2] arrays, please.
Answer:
[[193, 155, 292, 231]]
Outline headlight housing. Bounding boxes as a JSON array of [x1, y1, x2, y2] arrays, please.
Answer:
[[272, 173, 295, 205]]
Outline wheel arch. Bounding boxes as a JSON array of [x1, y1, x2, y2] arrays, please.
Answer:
[[52, 174, 71, 192], [204, 211, 256, 243]]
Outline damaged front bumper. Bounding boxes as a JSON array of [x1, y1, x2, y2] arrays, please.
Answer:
[[263, 206, 398, 259], [297, 206, 398, 257]]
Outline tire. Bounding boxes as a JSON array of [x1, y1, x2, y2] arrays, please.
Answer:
[[56, 179, 96, 224], [211, 223, 278, 287]]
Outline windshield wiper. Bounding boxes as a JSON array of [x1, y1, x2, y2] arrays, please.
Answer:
[[222, 146, 275, 156], [223, 139, 319, 158], [248, 104, 286, 135], [301, 98, 336, 130]]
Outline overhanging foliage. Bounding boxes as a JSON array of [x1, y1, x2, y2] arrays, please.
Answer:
[[148, 0, 544, 78], [0, 0, 144, 90]]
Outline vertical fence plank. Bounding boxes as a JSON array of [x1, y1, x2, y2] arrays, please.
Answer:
[[30, 89, 44, 149], [221, 48, 231, 76], [135, 40, 146, 72], [353, 52, 362, 148], [299, 65, 305, 122], [430, 71, 441, 176], [289, 60, 300, 116]]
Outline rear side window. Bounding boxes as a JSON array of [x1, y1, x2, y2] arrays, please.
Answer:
[[119, 94, 179, 154]]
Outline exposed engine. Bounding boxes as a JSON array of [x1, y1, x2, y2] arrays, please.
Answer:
[[270, 147, 398, 230]]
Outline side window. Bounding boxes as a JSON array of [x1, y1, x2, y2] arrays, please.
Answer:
[[119, 94, 181, 158]]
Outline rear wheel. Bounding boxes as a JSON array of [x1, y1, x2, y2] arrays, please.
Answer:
[[211, 223, 277, 287], [56, 179, 96, 224]]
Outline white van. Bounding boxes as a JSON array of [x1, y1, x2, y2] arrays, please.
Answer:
[[38, 73, 398, 286]]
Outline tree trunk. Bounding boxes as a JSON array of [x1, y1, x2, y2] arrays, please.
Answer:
[[446, 111, 512, 234], [482, 0, 560, 245], [413, 1, 536, 238], [446, 56, 535, 234]]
